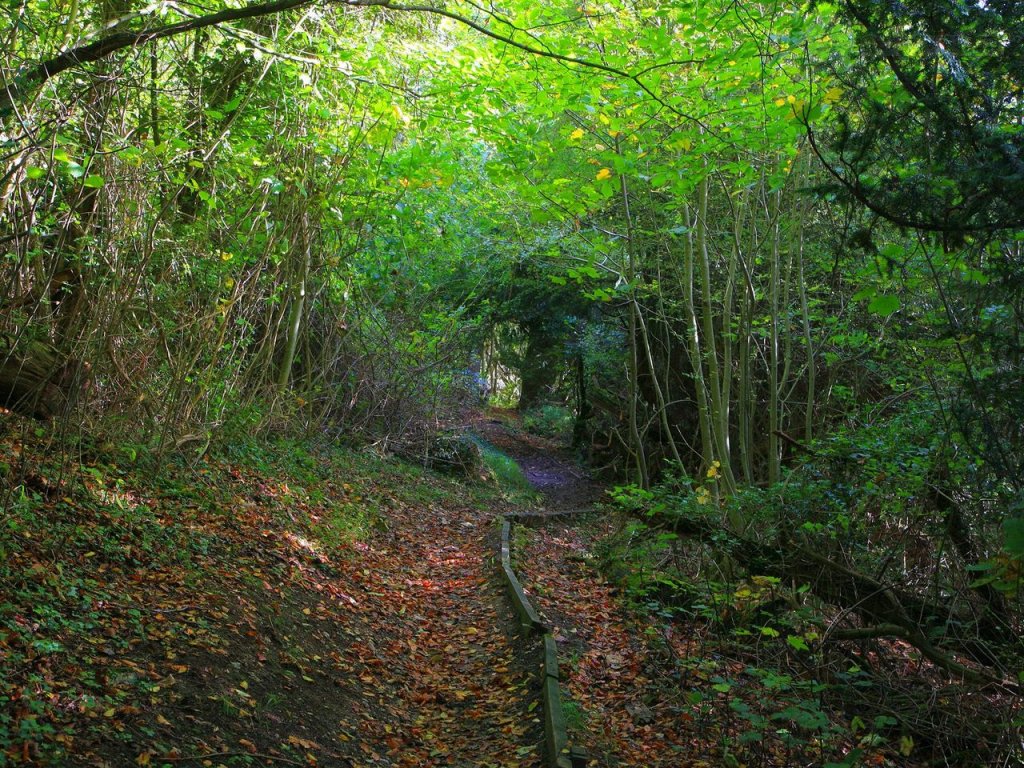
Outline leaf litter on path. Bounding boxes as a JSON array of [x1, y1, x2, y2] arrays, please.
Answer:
[[476, 414, 710, 766], [0, 422, 543, 767]]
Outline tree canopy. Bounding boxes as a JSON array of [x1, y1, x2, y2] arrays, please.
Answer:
[[2, 0, 1024, 764]]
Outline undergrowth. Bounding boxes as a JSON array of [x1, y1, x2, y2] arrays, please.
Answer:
[[521, 405, 574, 440], [598, 471, 1024, 768]]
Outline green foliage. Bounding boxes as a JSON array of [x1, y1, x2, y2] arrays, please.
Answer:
[[600, 420, 1023, 763], [2, 1, 1023, 762], [521, 405, 574, 439], [817, 0, 1024, 233]]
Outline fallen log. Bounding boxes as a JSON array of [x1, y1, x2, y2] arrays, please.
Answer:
[[635, 506, 1020, 687], [0, 335, 88, 418]]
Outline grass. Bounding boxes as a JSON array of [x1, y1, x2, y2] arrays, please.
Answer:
[[562, 698, 588, 731], [471, 436, 537, 496]]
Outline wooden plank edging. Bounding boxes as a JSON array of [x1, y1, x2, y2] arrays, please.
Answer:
[[498, 518, 547, 633], [498, 515, 578, 768]]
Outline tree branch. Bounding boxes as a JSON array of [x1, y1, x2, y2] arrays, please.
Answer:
[[825, 624, 1021, 693], [2, 0, 707, 131], [1, 0, 317, 115]]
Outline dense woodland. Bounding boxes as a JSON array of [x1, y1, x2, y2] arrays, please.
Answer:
[[2, 0, 1024, 765]]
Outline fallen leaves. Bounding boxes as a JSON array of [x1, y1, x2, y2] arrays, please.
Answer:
[[519, 514, 700, 765], [0, 428, 541, 767]]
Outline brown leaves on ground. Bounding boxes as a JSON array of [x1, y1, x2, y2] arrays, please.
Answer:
[[0, 416, 542, 767], [517, 519, 707, 766]]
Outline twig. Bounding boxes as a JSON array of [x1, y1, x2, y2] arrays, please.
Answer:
[[160, 751, 312, 766]]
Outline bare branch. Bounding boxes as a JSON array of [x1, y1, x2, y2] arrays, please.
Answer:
[[2, 0, 707, 131], [1, 0, 317, 114]]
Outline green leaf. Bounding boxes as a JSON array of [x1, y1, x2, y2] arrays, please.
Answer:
[[25, 166, 46, 179], [83, 174, 105, 189], [851, 287, 875, 301], [1003, 517, 1024, 557], [867, 295, 899, 316], [786, 634, 809, 651]]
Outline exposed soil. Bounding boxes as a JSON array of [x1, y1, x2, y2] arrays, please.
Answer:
[[473, 413, 714, 766]]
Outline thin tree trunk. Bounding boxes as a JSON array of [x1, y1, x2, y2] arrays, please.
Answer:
[[768, 187, 782, 485], [682, 198, 714, 476], [618, 144, 648, 487], [796, 152, 816, 442], [696, 174, 736, 496], [278, 211, 310, 391]]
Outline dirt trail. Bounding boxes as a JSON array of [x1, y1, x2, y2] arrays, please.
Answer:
[[1, 412, 696, 768], [334, 486, 543, 767], [480, 417, 705, 767], [301, 414, 605, 767], [471, 416, 604, 513]]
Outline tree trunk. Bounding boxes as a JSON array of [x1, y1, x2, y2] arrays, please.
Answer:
[[277, 211, 311, 392]]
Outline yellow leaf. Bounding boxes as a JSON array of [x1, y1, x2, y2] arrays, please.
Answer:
[[598, 113, 610, 125], [103, 708, 116, 718], [136, 753, 152, 766], [823, 86, 843, 104], [706, 466, 718, 478], [900, 735, 914, 757], [775, 98, 786, 107], [220, 251, 233, 262], [595, 167, 612, 181], [569, 128, 584, 140], [391, 104, 410, 125]]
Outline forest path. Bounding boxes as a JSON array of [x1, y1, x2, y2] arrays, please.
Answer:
[[476, 414, 707, 767], [326, 462, 544, 767], [470, 413, 603, 514], [0, 416, 550, 767]]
